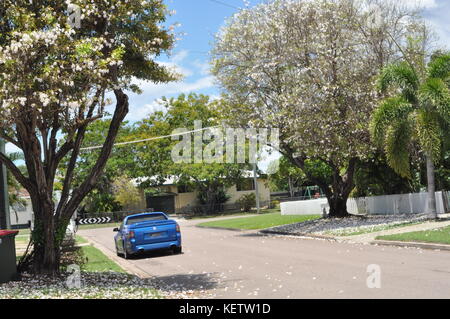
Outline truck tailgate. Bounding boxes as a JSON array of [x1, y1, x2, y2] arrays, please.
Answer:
[[131, 220, 178, 245]]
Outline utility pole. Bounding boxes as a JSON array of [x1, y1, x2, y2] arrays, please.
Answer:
[[0, 139, 10, 229], [253, 163, 261, 214]]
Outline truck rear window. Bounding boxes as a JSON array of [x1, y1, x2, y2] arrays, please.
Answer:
[[126, 214, 167, 225]]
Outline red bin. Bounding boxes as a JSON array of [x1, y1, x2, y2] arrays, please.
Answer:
[[0, 230, 19, 283]]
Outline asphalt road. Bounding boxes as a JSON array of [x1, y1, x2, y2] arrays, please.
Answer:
[[79, 217, 450, 299]]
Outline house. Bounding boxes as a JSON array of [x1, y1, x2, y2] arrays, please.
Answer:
[[8, 190, 67, 230], [9, 190, 33, 229], [133, 173, 271, 214]]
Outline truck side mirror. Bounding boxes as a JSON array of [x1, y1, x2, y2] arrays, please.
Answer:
[[113, 228, 119, 232]]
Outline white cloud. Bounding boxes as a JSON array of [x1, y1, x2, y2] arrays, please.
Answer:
[[133, 75, 215, 98], [124, 50, 217, 122], [125, 99, 166, 122], [192, 59, 212, 76], [158, 50, 193, 77]]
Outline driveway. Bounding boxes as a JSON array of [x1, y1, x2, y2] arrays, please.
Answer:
[[79, 216, 450, 299]]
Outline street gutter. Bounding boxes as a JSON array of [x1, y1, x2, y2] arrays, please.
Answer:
[[372, 240, 450, 251]]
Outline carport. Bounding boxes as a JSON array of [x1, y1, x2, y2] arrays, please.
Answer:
[[146, 192, 177, 214]]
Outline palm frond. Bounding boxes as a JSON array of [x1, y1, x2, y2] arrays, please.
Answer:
[[419, 77, 450, 123], [378, 62, 419, 103], [415, 109, 442, 163], [370, 96, 413, 146], [384, 120, 412, 179], [428, 53, 450, 79]]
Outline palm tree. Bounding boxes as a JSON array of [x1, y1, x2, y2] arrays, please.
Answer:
[[371, 52, 450, 219]]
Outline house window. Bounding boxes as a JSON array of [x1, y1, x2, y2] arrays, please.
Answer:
[[236, 179, 255, 192]]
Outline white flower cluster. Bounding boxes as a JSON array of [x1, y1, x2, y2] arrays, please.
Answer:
[[0, 0, 175, 133], [212, 0, 426, 166]]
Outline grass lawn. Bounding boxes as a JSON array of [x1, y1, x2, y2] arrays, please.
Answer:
[[197, 212, 320, 230], [15, 235, 30, 244], [74, 234, 124, 273], [75, 235, 89, 244], [80, 245, 125, 273], [376, 225, 450, 244]]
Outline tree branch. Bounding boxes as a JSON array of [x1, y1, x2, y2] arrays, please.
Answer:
[[59, 89, 129, 221], [0, 152, 33, 193]]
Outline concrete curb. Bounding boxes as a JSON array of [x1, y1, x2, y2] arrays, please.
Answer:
[[79, 235, 151, 279], [372, 240, 450, 251], [259, 229, 337, 241], [195, 225, 246, 232]]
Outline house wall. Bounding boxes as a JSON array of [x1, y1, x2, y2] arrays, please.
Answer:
[[141, 179, 271, 211], [176, 192, 199, 210], [227, 179, 271, 203], [9, 197, 33, 227]]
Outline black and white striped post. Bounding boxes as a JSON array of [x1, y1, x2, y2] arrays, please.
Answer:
[[78, 217, 112, 225]]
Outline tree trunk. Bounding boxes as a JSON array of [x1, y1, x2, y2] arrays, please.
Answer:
[[284, 149, 358, 218], [426, 155, 438, 219], [32, 240, 60, 275], [28, 195, 65, 275], [327, 195, 351, 218]]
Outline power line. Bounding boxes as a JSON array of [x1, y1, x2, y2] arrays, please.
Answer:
[[207, 0, 240, 10], [80, 126, 219, 151]]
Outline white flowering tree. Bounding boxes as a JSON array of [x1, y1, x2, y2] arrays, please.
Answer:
[[212, 0, 430, 217], [0, 0, 177, 274]]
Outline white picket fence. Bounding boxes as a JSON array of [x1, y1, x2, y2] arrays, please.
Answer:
[[281, 191, 450, 216]]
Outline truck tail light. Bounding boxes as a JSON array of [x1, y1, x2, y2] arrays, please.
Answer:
[[176, 224, 181, 233]]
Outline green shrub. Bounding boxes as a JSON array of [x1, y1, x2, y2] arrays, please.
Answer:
[[237, 193, 256, 212], [270, 200, 280, 209]]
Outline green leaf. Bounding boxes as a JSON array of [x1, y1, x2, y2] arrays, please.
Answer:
[[378, 62, 419, 103], [370, 96, 413, 146], [415, 110, 442, 163], [428, 53, 450, 79], [384, 121, 412, 179], [419, 77, 450, 122]]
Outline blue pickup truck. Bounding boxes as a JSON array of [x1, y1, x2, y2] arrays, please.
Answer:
[[114, 212, 182, 259]]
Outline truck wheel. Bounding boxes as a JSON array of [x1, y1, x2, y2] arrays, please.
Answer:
[[173, 246, 182, 254], [123, 242, 130, 259], [115, 244, 122, 257]]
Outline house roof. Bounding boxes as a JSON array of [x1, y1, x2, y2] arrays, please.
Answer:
[[132, 170, 267, 188], [15, 189, 31, 199]]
